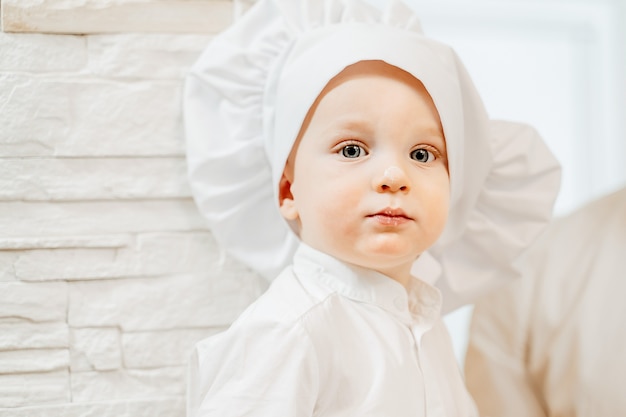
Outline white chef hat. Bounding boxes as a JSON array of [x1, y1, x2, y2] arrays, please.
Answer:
[[184, 0, 561, 309]]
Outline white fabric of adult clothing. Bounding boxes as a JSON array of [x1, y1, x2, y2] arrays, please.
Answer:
[[188, 244, 478, 417], [464, 186, 626, 417]]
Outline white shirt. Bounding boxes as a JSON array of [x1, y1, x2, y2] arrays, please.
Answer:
[[465, 187, 626, 417], [188, 244, 478, 417]]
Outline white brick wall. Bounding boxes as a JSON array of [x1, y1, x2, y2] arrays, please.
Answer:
[[0, 1, 266, 415]]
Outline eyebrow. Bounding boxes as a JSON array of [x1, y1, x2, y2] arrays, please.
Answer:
[[335, 117, 444, 136], [419, 128, 446, 143], [328, 115, 371, 129], [320, 116, 374, 136]]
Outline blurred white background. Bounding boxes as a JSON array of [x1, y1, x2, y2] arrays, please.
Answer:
[[371, 0, 626, 365]]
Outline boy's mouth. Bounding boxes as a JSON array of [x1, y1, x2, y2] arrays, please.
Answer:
[[367, 208, 412, 226]]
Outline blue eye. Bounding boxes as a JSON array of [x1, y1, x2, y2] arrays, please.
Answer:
[[410, 148, 434, 163], [341, 144, 364, 158]]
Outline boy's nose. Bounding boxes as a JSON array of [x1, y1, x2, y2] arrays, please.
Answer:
[[373, 165, 410, 193]]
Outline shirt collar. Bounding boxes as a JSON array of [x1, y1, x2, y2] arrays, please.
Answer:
[[292, 243, 442, 326]]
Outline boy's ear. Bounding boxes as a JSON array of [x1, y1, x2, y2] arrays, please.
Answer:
[[278, 172, 298, 221]]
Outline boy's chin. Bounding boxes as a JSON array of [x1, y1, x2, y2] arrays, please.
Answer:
[[346, 247, 420, 272], [357, 237, 424, 259]]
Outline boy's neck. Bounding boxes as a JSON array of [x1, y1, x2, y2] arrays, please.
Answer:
[[297, 243, 415, 291]]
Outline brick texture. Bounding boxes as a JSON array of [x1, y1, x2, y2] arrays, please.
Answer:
[[1, 0, 233, 34], [0, 1, 266, 415]]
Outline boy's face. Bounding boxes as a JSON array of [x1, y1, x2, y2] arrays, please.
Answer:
[[279, 61, 449, 285]]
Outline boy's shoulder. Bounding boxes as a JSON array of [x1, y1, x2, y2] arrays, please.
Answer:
[[247, 266, 328, 323], [224, 266, 331, 334], [188, 267, 330, 413]]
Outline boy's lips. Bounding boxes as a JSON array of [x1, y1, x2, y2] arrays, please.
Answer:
[[367, 208, 413, 226]]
